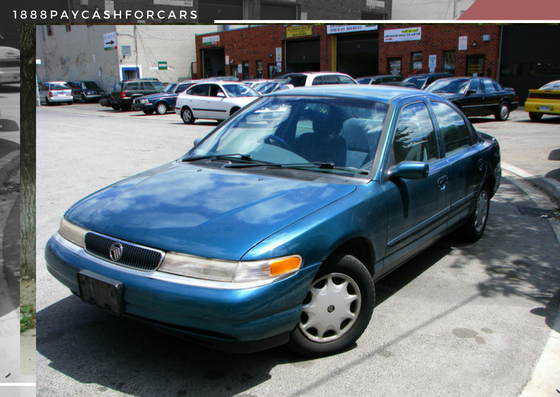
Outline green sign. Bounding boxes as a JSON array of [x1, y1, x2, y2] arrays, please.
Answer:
[[158, 61, 167, 70]]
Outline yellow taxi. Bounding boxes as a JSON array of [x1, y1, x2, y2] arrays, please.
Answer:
[[525, 80, 560, 121]]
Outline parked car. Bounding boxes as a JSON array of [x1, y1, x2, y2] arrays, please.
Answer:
[[0, 46, 20, 85], [254, 81, 294, 95], [67, 81, 105, 103], [110, 79, 166, 111], [175, 81, 260, 124], [38, 81, 73, 105], [357, 75, 404, 85], [524, 80, 560, 121], [46, 85, 501, 357], [403, 72, 453, 90], [132, 80, 197, 115], [426, 77, 519, 121], [276, 71, 357, 87]]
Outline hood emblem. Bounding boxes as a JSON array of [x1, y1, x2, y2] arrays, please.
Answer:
[[109, 242, 124, 262]]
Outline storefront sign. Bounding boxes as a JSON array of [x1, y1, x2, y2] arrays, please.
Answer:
[[366, 0, 385, 8], [458, 36, 468, 50], [384, 27, 422, 42], [286, 26, 313, 39], [276, 47, 282, 62], [202, 35, 220, 46], [154, 0, 194, 5], [103, 32, 117, 50], [158, 61, 167, 70], [327, 25, 378, 34]]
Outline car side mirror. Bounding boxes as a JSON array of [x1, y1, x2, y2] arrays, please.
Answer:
[[390, 161, 429, 180], [466, 89, 476, 96], [217, 92, 225, 98], [193, 139, 201, 146]]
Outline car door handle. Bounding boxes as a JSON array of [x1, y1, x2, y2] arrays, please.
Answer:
[[438, 175, 449, 190]]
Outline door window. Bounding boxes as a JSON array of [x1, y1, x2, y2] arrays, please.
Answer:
[[431, 101, 471, 155], [393, 102, 439, 164], [187, 84, 209, 96]]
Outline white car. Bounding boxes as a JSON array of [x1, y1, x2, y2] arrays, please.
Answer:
[[175, 81, 260, 124], [0, 46, 20, 85], [276, 71, 357, 87], [39, 81, 73, 105]]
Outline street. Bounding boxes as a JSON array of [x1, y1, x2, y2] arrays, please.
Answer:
[[36, 102, 560, 396]]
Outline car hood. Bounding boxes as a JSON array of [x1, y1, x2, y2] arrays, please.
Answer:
[[65, 161, 356, 260]]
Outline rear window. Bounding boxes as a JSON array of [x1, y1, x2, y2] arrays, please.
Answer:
[[52, 83, 70, 90]]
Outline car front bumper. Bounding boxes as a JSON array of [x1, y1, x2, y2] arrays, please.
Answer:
[[131, 103, 155, 112], [45, 233, 319, 352]]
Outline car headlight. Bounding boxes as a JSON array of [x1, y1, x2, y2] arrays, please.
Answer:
[[159, 252, 302, 283], [58, 218, 87, 248]]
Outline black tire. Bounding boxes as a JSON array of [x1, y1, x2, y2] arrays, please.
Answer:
[[181, 107, 195, 124], [529, 112, 543, 122], [81, 95, 87, 103], [494, 101, 510, 121], [111, 105, 121, 111], [287, 254, 375, 357], [155, 102, 168, 115], [458, 185, 490, 242], [143, 110, 154, 115]]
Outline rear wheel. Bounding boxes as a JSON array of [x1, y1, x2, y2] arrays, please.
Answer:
[[111, 105, 121, 111], [494, 101, 510, 121], [181, 107, 195, 124], [155, 102, 168, 115], [529, 112, 543, 122], [459, 186, 490, 242], [288, 254, 375, 357], [143, 110, 154, 115]]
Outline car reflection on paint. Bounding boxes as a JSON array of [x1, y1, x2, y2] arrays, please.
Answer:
[[45, 85, 501, 357]]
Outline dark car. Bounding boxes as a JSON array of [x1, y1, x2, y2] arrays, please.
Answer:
[[132, 80, 197, 115], [426, 77, 519, 121], [99, 93, 112, 108], [110, 79, 166, 111], [46, 85, 500, 357], [67, 81, 105, 103], [403, 73, 453, 90], [357, 75, 404, 85]]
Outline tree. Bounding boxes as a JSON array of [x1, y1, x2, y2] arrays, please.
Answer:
[[20, 24, 36, 278]]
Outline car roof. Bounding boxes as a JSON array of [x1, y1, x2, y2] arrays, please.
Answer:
[[270, 84, 431, 104]]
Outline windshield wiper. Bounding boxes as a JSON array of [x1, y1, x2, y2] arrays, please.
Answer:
[[182, 154, 254, 163], [225, 161, 369, 175]]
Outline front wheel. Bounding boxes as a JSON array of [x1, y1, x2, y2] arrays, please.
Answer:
[[495, 101, 510, 121], [155, 102, 168, 115], [529, 112, 543, 122], [288, 254, 375, 357], [181, 107, 195, 124], [459, 186, 490, 242]]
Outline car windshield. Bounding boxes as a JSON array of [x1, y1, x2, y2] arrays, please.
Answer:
[[541, 81, 560, 90], [184, 95, 388, 177], [222, 84, 259, 97], [83, 82, 100, 89], [403, 76, 426, 89], [163, 83, 178, 93], [426, 78, 470, 93]]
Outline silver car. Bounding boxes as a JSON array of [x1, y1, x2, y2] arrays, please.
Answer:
[[39, 81, 73, 105]]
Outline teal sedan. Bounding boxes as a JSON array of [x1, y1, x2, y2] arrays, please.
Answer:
[[45, 85, 501, 357]]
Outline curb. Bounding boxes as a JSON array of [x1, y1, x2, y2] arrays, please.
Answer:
[[502, 162, 560, 205], [0, 150, 20, 187]]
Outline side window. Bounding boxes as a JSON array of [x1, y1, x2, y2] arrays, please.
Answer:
[[209, 84, 224, 97], [431, 101, 471, 155], [468, 79, 481, 93], [126, 82, 139, 90], [187, 84, 209, 96], [311, 76, 324, 86], [339, 75, 356, 84], [323, 75, 339, 85], [482, 79, 496, 92], [393, 102, 439, 164]]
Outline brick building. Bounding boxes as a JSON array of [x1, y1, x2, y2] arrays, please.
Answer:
[[194, 24, 503, 81]]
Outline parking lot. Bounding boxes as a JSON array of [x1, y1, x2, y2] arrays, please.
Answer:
[[36, 101, 560, 396]]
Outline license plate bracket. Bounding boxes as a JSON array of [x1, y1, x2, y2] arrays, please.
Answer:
[[78, 270, 123, 316]]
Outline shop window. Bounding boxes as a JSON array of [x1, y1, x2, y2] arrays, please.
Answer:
[[411, 53, 422, 75], [388, 58, 402, 76], [256, 61, 263, 79], [443, 51, 455, 75], [243, 62, 249, 79]]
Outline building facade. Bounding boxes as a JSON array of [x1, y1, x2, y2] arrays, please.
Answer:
[[195, 24, 502, 81], [36, 25, 216, 91]]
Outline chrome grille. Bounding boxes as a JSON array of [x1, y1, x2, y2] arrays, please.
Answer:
[[84, 232, 163, 271]]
